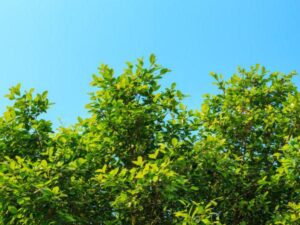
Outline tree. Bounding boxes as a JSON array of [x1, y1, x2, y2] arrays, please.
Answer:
[[195, 66, 300, 224], [0, 56, 299, 224]]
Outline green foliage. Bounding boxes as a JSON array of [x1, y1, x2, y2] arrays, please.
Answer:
[[0, 57, 299, 224]]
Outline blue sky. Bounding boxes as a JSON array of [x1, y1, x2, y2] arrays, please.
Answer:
[[1, 0, 299, 128]]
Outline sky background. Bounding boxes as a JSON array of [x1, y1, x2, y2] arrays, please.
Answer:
[[0, 0, 299, 128]]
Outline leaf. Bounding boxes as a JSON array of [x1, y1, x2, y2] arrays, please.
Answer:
[[132, 156, 144, 166], [174, 211, 187, 218], [76, 158, 87, 166], [135, 171, 144, 179], [9, 161, 16, 170], [160, 68, 170, 75], [41, 160, 48, 168], [63, 214, 76, 222], [149, 54, 156, 65], [96, 164, 107, 173], [191, 186, 199, 191], [8, 206, 18, 214], [153, 175, 159, 182], [149, 149, 160, 159], [172, 138, 178, 147], [210, 71, 218, 80], [110, 168, 119, 176], [52, 186, 60, 195], [201, 104, 209, 114]]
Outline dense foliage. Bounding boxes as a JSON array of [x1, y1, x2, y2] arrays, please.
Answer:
[[0, 56, 299, 224]]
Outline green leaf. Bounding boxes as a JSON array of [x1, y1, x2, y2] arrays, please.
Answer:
[[52, 186, 60, 195], [110, 167, 119, 176], [8, 206, 18, 214], [190, 186, 199, 191], [172, 138, 178, 147], [160, 68, 170, 75], [149, 54, 156, 65], [149, 149, 159, 159], [41, 160, 48, 168], [132, 156, 144, 166]]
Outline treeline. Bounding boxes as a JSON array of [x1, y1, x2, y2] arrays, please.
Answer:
[[0, 55, 299, 224]]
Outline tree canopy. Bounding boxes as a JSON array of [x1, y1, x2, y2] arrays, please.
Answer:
[[0, 55, 299, 224]]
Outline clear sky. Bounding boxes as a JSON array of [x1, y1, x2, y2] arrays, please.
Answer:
[[1, 0, 299, 128]]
